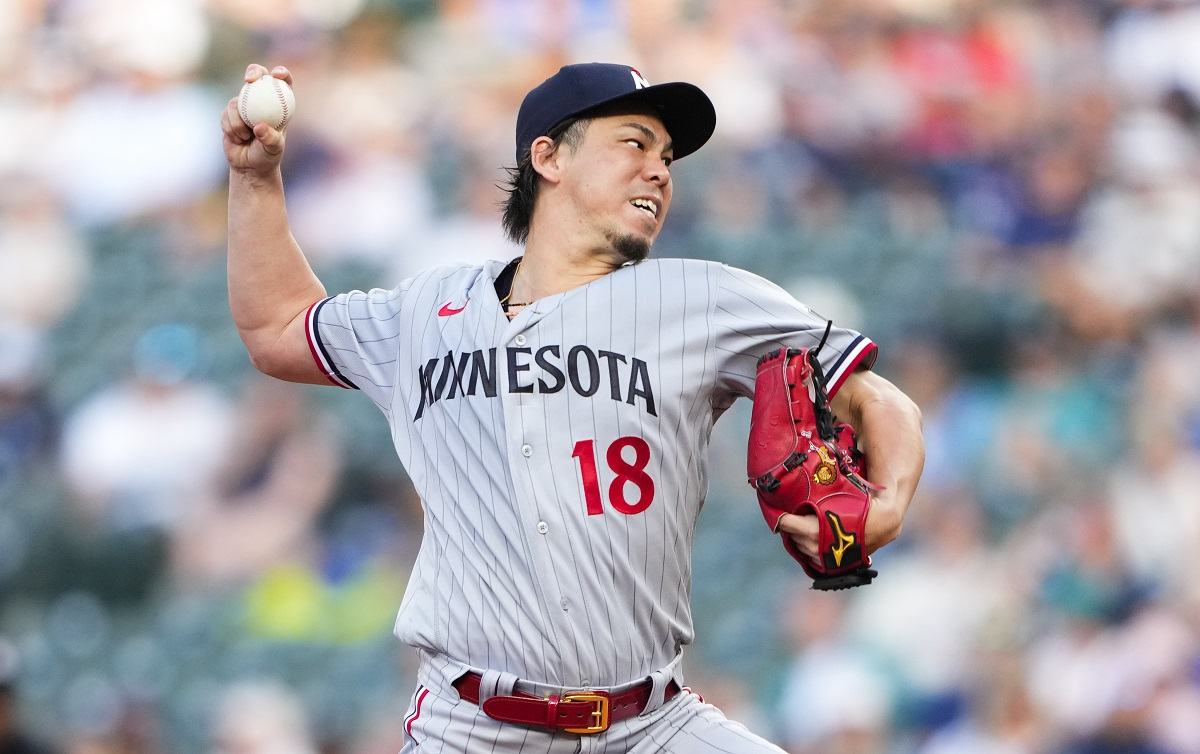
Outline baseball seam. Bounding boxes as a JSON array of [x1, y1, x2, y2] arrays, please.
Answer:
[[272, 78, 290, 129], [238, 86, 251, 128]]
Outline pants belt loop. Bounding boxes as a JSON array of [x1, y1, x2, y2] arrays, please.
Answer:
[[477, 669, 519, 704], [641, 670, 672, 715]]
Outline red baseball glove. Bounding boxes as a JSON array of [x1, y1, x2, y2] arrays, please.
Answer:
[[747, 347, 880, 590]]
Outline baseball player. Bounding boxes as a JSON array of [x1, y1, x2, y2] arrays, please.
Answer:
[[222, 62, 924, 752]]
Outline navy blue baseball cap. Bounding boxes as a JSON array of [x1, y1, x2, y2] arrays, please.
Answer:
[[515, 63, 716, 164]]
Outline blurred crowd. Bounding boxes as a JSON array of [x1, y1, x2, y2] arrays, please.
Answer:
[[2, 0, 1200, 752]]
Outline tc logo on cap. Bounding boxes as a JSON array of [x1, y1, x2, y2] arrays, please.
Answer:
[[630, 68, 650, 89]]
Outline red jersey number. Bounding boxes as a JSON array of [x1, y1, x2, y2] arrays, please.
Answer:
[[571, 437, 655, 516]]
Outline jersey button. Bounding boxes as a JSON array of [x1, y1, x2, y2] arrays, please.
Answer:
[[536, 521, 549, 534], [521, 444, 533, 457], [560, 598, 569, 611], [515, 334, 527, 346]]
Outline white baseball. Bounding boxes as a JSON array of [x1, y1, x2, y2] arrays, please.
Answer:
[[238, 75, 296, 130]]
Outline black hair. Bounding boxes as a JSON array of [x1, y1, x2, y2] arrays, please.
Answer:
[[500, 118, 590, 245]]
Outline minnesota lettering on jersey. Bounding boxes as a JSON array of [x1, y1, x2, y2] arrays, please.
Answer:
[[414, 345, 657, 420]]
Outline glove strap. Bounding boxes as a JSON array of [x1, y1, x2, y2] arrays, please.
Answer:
[[811, 568, 878, 591]]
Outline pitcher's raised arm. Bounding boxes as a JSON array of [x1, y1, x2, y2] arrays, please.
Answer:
[[223, 63, 328, 384]]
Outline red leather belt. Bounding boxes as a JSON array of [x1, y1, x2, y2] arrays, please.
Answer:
[[453, 671, 679, 735]]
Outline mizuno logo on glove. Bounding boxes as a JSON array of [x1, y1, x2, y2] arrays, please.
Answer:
[[825, 511, 856, 568]]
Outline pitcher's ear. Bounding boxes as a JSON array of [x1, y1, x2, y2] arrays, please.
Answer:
[[530, 135, 563, 183]]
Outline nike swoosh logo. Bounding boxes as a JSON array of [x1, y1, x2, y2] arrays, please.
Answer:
[[438, 302, 466, 317]]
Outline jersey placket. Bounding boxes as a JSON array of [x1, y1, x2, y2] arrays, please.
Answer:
[[498, 303, 586, 685]]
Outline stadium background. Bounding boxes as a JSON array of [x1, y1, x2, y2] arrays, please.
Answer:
[[2, 0, 1200, 751]]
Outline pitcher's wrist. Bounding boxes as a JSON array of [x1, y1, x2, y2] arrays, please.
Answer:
[[229, 166, 283, 192]]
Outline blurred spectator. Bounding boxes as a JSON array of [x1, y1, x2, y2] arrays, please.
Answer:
[[171, 378, 340, 590], [1029, 604, 1189, 754], [1026, 503, 1153, 742], [689, 157, 784, 272], [917, 648, 1042, 754], [0, 640, 55, 754], [45, 5, 224, 227], [24, 0, 221, 226], [285, 144, 433, 267], [211, 682, 317, 754], [62, 699, 164, 754], [848, 496, 1000, 730], [1121, 606, 1200, 754], [62, 0, 210, 81], [59, 324, 233, 531], [1108, 332, 1200, 595], [1107, 0, 1200, 106], [340, 698, 409, 754], [0, 326, 53, 485], [973, 332, 1118, 529], [237, 503, 410, 646], [284, 18, 434, 266], [883, 339, 978, 496], [389, 156, 520, 281], [1001, 142, 1091, 258], [775, 589, 893, 754], [1057, 108, 1200, 338], [0, 187, 89, 332]]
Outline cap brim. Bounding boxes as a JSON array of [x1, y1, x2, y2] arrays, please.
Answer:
[[571, 82, 716, 161]]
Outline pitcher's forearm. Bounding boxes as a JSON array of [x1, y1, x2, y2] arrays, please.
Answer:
[[830, 370, 924, 550], [858, 395, 923, 502], [858, 392, 924, 550], [227, 169, 326, 344]]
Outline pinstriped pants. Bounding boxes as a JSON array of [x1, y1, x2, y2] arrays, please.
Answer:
[[399, 657, 786, 753]]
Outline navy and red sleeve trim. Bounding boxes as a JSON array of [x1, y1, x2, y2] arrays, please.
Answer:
[[826, 336, 878, 397], [304, 298, 359, 390]]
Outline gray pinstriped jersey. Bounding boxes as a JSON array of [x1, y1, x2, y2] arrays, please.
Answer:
[[305, 258, 877, 689]]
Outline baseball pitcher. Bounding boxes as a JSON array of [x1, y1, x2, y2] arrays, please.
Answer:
[[222, 61, 925, 752]]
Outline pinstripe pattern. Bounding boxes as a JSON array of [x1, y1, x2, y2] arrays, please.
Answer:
[[309, 258, 874, 748], [402, 653, 784, 753]]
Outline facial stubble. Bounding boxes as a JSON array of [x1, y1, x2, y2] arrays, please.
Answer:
[[607, 232, 652, 265]]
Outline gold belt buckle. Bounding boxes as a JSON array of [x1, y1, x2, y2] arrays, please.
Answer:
[[561, 691, 610, 734]]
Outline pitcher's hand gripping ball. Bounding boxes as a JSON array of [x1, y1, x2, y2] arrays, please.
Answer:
[[238, 74, 295, 130], [747, 347, 880, 590]]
